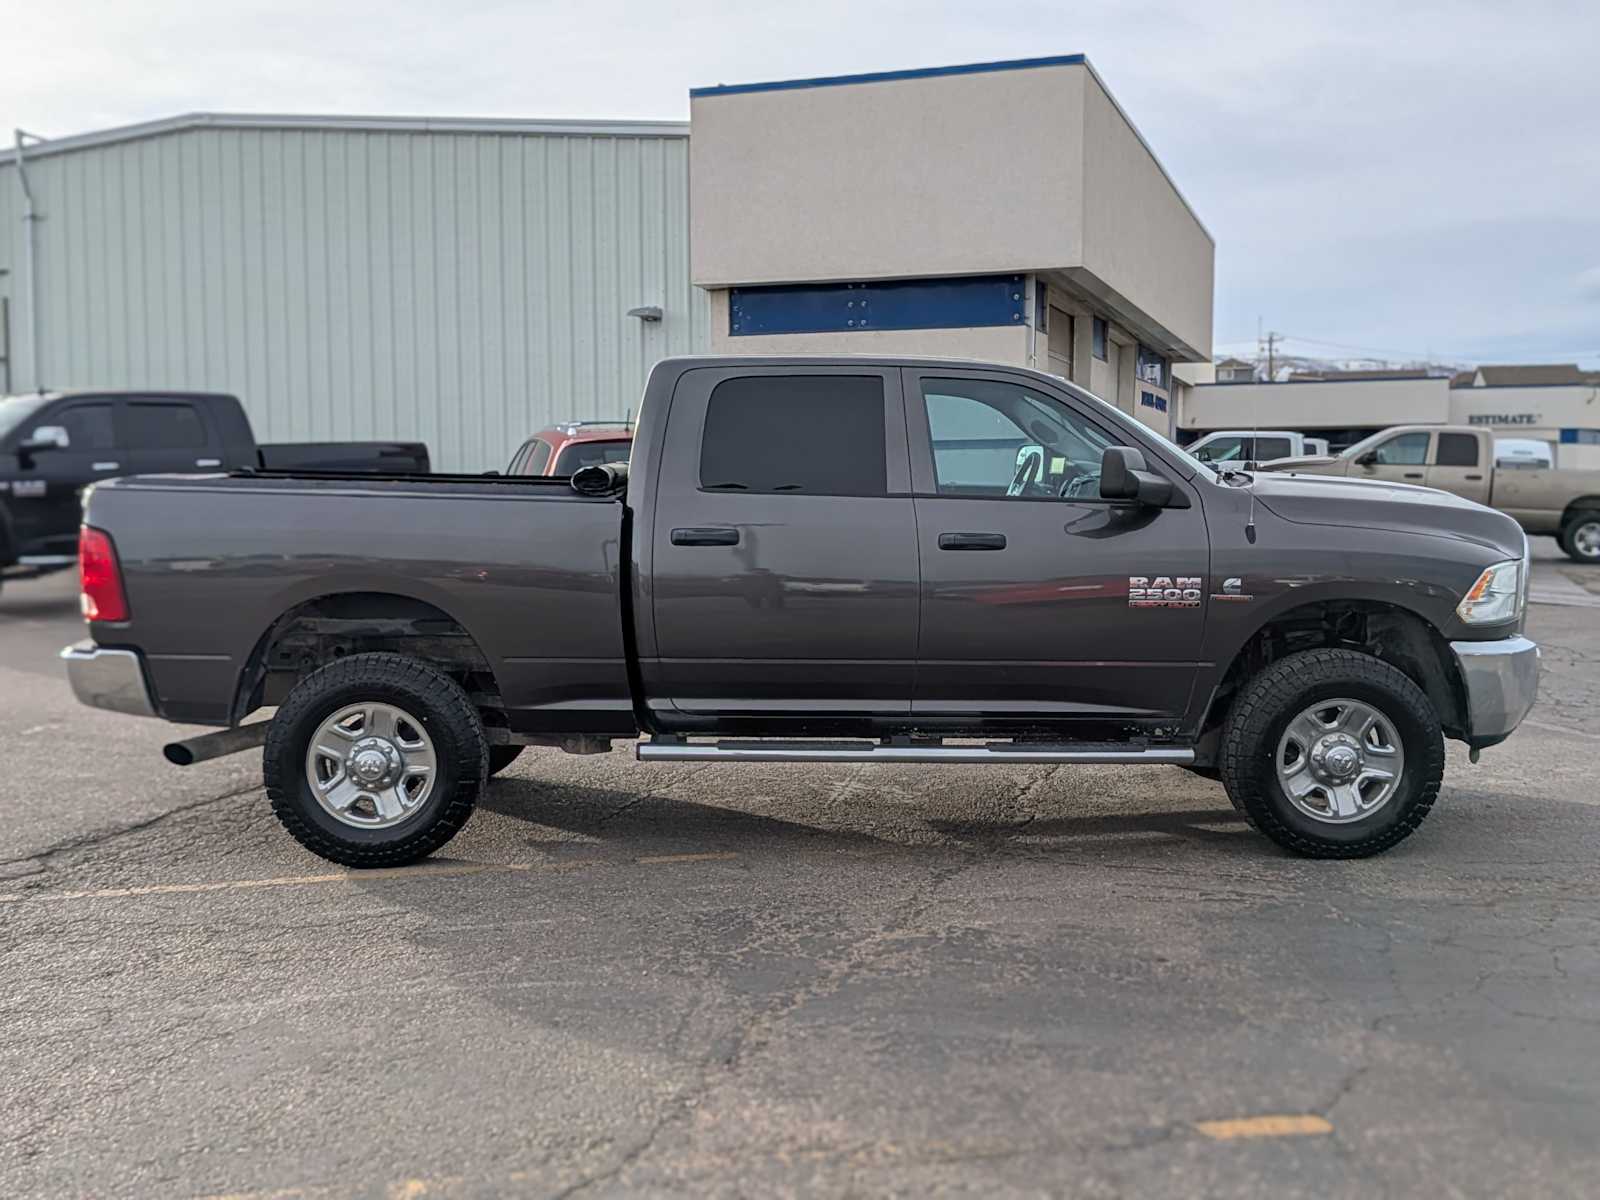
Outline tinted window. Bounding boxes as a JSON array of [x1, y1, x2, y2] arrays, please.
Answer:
[[554, 439, 631, 473], [1253, 437, 1294, 461], [1373, 432, 1430, 465], [507, 442, 533, 474], [124, 402, 206, 449], [699, 376, 886, 497], [55, 403, 118, 450], [1437, 432, 1479, 467], [523, 440, 552, 475], [922, 378, 1115, 499], [1092, 317, 1108, 360]]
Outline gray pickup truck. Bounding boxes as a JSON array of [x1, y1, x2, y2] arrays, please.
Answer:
[[63, 356, 1540, 864]]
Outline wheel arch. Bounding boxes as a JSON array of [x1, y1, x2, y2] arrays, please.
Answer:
[[1560, 496, 1600, 526], [1193, 598, 1468, 763], [230, 590, 504, 729]]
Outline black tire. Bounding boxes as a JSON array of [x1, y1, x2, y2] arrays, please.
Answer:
[[487, 745, 525, 777], [264, 652, 487, 868], [1220, 649, 1444, 858], [1559, 510, 1600, 565]]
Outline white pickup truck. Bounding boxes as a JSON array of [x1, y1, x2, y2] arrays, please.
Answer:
[[1261, 424, 1600, 563], [1188, 430, 1329, 464]]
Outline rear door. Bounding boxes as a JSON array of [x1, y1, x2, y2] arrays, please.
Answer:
[[647, 365, 918, 715], [120, 397, 222, 475], [907, 368, 1209, 721], [1426, 431, 1491, 503], [10, 397, 125, 557]]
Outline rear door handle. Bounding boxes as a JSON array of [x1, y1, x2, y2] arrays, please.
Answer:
[[92, 461, 120, 471], [196, 457, 222, 468], [671, 526, 740, 547], [1403, 472, 1424, 480], [1465, 474, 1483, 481], [938, 531, 1007, 551]]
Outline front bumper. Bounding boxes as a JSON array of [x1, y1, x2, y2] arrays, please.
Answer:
[[1449, 635, 1540, 748], [60, 640, 159, 718]]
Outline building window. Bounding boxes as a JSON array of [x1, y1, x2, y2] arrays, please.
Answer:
[[1092, 318, 1108, 361], [699, 375, 886, 496], [729, 275, 1025, 336], [1136, 345, 1168, 389]]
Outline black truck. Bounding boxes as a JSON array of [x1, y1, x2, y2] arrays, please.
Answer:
[[62, 357, 1540, 863], [1, 389, 428, 586]]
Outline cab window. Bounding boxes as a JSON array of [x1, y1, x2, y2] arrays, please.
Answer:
[[553, 439, 631, 474], [1195, 436, 1243, 463], [1372, 432, 1430, 466], [1436, 433, 1480, 467], [921, 378, 1115, 500]]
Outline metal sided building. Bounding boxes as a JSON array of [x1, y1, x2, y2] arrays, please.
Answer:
[[2, 56, 1212, 469], [0, 114, 707, 470]]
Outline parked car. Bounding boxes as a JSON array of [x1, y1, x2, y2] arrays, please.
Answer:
[[1259, 424, 1600, 563], [63, 356, 1538, 865], [1, 390, 428, 589], [1187, 430, 1329, 463], [507, 421, 633, 476]]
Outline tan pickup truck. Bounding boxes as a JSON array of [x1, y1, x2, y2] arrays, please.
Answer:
[[1261, 425, 1600, 564]]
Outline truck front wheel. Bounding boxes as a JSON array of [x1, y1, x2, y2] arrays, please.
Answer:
[[1220, 649, 1444, 858], [264, 652, 487, 867], [1559, 510, 1600, 564]]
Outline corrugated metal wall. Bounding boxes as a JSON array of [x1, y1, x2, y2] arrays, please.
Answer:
[[0, 124, 708, 470]]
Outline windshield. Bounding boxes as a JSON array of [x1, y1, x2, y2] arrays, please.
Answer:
[[0, 394, 54, 445], [1075, 390, 1214, 477]]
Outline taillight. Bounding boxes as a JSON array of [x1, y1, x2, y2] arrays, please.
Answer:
[[79, 526, 129, 622]]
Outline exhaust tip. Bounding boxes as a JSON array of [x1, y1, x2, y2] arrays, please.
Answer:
[[163, 743, 195, 766]]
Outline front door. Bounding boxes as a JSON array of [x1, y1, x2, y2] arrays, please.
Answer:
[[10, 397, 125, 558], [1352, 429, 1431, 486], [906, 368, 1209, 721], [647, 365, 919, 716], [1426, 430, 1491, 504]]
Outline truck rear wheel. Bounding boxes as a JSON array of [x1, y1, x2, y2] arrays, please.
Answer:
[[1220, 649, 1443, 858], [264, 652, 487, 867], [1559, 510, 1600, 564]]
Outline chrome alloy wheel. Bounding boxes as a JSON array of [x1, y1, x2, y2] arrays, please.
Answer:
[[1574, 519, 1600, 561], [1275, 697, 1405, 825], [305, 702, 437, 829]]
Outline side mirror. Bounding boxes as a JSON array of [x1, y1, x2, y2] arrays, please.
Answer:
[[1356, 451, 1377, 467], [20, 425, 70, 453], [1099, 445, 1175, 507]]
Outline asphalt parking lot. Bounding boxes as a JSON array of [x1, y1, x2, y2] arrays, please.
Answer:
[[3, 547, 1598, 1198]]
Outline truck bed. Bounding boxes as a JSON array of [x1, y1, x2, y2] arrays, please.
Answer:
[[85, 471, 634, 730]]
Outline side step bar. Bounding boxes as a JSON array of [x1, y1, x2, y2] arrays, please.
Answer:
[[636, 739, 1194, 765]]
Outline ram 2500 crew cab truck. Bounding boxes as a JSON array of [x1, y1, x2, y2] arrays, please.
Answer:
[[62, 357, 1541, 864], [1, 389, 428, 588]]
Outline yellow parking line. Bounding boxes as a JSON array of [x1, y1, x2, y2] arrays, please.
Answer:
[[1194, 1114, 1333, 1140]]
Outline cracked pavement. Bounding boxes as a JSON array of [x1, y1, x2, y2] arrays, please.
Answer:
[[2, 549, 1598, 1197]]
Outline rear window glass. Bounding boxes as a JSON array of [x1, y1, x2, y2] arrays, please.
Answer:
[[699, 376, 886, 496], [125, 402, 207, 449], [1252, 437, 1293, 460], [1436, 432, 1479, 467], [554, 439, 631, 474]]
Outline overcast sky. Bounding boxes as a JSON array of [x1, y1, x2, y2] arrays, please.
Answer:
[[6, 0, 1598, 367]]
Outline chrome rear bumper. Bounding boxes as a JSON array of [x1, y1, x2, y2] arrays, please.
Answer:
[[60, 640, 159, 718], [1449, 635, 1540, 748]]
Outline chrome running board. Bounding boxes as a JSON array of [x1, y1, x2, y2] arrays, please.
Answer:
[[636, 739, 1193, 765]]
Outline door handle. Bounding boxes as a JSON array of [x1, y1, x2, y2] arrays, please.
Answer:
[[938, 531, 1007, 551], [92, 461, 120, 471], [671, 526, 740, 547], [1403, 472, 1424, 480], [1465, 474, 1483, 481], [196, 457, 222, 468]]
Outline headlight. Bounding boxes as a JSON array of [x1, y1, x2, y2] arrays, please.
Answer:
[[1457, 558, 1524, 625]]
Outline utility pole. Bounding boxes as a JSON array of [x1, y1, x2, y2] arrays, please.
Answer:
[[1260, 330, 1283, 381]]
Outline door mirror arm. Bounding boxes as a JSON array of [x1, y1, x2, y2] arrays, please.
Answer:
[[1098, 445, 1185, 508], [1355, 451, 1378, 467]]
